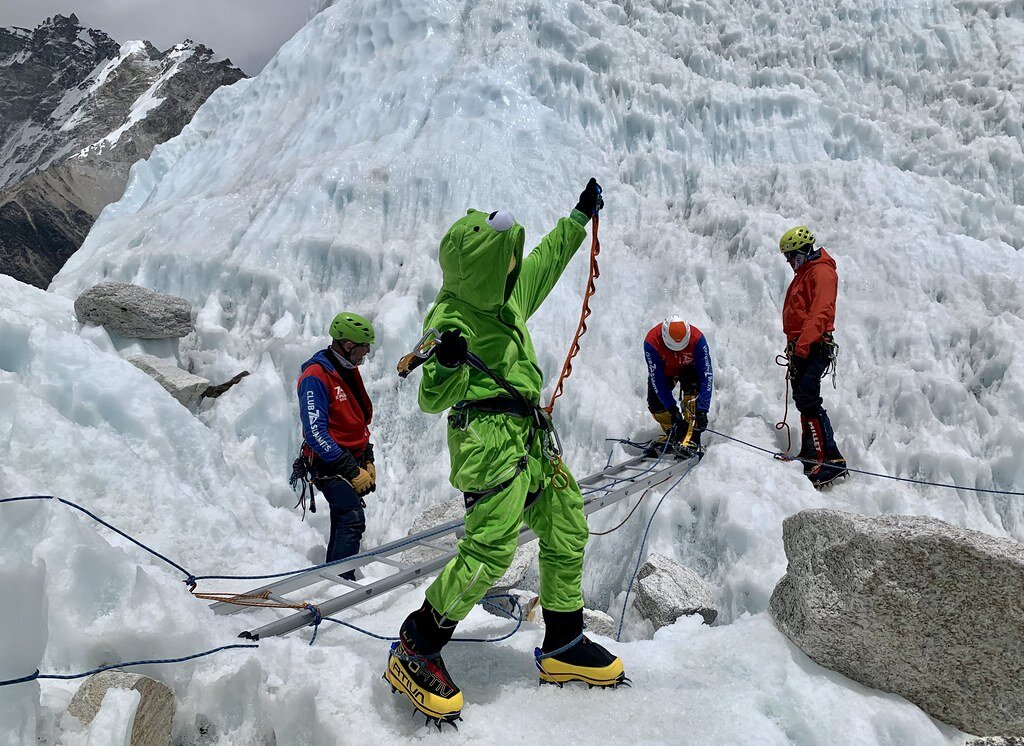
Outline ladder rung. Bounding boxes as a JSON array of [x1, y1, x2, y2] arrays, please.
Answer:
[[372, 555, 408, 569], [617, 464, 653, 473], [318, 571, 362, 589]]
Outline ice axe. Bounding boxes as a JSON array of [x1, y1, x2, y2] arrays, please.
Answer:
[[396, 327, 441, 378]]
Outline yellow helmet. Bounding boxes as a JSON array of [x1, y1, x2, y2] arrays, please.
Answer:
[[779, 226, 814, 254]]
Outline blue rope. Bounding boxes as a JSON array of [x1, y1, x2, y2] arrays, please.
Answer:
[[0, 495, 459, 586], [615, 460, 699, 642], [310, 594, 524, 646], [304, 604, 324, 645], [0, 496, 196, 584], [582, 442, 671, 497], [705, 429, 1024, 497], [533, 631, 585, 665], [0, 670, 42, 686], [0, 644, 259, 688]]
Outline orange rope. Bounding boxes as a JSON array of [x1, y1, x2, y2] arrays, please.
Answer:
[[190, 588, 321, 615], [545, 214, 601, 414]]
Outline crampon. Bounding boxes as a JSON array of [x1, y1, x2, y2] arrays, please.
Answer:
[[535, 635, 631, 689], [384, 641, 463, 730]]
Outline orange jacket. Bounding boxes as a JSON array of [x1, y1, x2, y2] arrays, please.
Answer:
[[783, 249, 837, 357]]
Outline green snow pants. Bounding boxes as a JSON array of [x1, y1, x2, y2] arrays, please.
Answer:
[[424, 414, 589, 621]]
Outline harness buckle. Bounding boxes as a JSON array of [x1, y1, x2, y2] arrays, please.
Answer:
[[448, 407, 469, 431]]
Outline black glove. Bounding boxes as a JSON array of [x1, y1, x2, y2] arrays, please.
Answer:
[[694, 410, 708, 433], [574, 178, 604, 218], [433, 329, 468, 368]]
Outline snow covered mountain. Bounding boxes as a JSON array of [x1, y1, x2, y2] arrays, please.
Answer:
[[0, 14, 245, 288], [3, 0, 1024, 743]]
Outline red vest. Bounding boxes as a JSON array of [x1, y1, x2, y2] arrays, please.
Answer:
[[297, 355, 372, 458]]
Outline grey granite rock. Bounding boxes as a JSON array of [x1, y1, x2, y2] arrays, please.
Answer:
[[67, 671, 175, 746], [770, 508, 1024, 737], [127, 354, 209, 406], [75, 282, 192, 338], [400, 497, 535, 593], [633, 552, 718, 628]]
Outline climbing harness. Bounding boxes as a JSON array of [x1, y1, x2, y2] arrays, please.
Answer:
[[823, 332, 840, 387], [395, 201, 604, 487], [398, 331, 568, 485]]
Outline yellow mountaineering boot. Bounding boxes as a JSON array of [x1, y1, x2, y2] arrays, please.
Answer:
[[384, 601, 463, 728], [535, 608, 629, 688]]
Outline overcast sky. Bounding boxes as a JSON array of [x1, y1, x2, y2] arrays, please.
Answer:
[[0, 0, 322, 75]]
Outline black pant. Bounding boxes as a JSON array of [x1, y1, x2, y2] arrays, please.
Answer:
[[790, 342, 843, 467], [318, 477, 366, 580], [790, 342, 832, 419]]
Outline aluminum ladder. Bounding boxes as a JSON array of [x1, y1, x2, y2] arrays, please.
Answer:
[[210, 452, 694, 640]]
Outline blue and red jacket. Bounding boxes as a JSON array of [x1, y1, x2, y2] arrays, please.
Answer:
[[297, 349, 372, 476], [644, 324, 714, 414]]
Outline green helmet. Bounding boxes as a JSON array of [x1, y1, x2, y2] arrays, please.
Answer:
[[779, 226, 815, 254], [329, 312, 375, 344]]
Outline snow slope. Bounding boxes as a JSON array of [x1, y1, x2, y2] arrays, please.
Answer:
[[2, 0, 1023, 742]]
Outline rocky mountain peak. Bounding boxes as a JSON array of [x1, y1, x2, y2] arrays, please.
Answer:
[[0, 14, 246, 288]]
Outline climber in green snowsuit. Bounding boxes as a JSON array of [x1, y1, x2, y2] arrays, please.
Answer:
[[384, 180, 627, 724]]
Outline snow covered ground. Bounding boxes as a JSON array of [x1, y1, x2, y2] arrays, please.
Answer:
[[2, 0, 1023, 742]]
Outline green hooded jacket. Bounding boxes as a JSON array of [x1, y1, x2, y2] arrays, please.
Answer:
[[419, 208, 590, 493]]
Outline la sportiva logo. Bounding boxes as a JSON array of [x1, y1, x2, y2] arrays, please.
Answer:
[[390, 660, 425, 704], [334, 386, 348, 401]]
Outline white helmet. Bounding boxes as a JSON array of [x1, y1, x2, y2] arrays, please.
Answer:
[[661, 315, 691, 351]]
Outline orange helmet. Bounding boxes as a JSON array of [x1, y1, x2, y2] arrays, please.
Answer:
[[661, 315, 691, 351]]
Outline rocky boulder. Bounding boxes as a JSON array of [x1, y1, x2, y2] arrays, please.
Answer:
[[67, 670, 175, 745], [75, 282, 192, 338], [128, 354, 209, 406], [398, 498, 464, 568], [583, 608, 618, 638], [126, 355, 249, 407], [633, 552, 718, 628], [770, 509, 1024, 737]]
